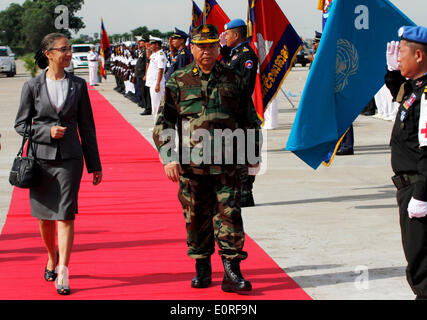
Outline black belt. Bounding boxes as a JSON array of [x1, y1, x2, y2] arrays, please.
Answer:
[[391, 174, 419, 190]]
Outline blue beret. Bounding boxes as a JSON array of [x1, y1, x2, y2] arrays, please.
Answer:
[[398, 26, 427, 45], [224, 19, 246, 31], [172, 27, 188, 39]]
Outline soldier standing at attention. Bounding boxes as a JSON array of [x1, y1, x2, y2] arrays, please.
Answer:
[[165, 28, 192, 82], [87, 45, 99, 86], [146, 36, 167, 126], [153, 24, 260, 293], [135, 37, 150, 112], [387, 26, 427, 300], [219, 19, 259, 207]]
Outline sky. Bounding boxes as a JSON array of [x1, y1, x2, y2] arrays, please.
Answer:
[[0, 0, 426, 40]]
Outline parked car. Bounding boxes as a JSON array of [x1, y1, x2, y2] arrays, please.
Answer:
[[65, 61, 74, 74], [71, 44, 92, 69], [293, 40, 313, 67], [0, 46, 17, 77]]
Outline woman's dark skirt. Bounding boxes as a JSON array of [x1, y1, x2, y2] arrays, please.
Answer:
[[30, 157, 84, 221]]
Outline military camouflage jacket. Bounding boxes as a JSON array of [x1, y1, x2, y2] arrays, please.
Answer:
[[153, 61, 261, 175]]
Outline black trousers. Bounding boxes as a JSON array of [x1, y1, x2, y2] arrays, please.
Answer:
[[338, 125, 354, 152], [397, 183, 427, 297]]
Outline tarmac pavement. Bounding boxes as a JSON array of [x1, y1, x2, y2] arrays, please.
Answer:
[[0, 60, 414, 300]]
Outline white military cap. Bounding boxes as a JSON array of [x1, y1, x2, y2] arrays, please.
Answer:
[[149, 35, 162, 44]]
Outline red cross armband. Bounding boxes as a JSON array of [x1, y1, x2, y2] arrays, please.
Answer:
[[419, 91, 427, 147]]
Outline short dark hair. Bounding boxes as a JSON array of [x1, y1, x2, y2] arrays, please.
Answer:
[[234, 26, 247, 40], [404, 39, 427, 56], [35, 33, 68, 69], [40, 33, 68, 52]]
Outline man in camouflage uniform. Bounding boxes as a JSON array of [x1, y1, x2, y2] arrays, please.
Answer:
[[220, 19, 259, 207], [153, 24, 260, 293]]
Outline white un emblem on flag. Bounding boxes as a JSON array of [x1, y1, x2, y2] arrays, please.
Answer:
[[335, 39, 359, 93]]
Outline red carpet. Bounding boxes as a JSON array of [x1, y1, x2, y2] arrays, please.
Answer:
[[0, 86, 310, 300]]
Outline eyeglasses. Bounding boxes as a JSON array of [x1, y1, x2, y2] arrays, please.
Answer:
[[48, 46, 72, 53]]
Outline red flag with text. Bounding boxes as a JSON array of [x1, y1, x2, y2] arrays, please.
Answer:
[[248, 0, 302, 124]]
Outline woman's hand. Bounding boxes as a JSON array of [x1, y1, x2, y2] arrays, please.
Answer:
[[92, 171, 102, 185], [51, 126, 67, 139]]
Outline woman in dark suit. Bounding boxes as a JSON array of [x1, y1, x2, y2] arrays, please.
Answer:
[[14, 33, 102, 295]]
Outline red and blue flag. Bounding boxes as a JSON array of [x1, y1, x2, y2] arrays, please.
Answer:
[[100, 18, 111, 79], [203, 0, 230, 35], [248, 0, 302, 124]]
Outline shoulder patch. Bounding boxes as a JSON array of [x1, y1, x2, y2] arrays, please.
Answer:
[[245, 60, 254, 69]]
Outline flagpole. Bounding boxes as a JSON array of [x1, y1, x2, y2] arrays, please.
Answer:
[[190, 0, 194, 27], [280, 88, 296, 108], [203, 0, 207, 24], [247, 0, 253, 38]]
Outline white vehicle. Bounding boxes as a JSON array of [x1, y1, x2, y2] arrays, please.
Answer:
[[71, 44, 92, 69], [0, 46, 17, 77], [65, 61, 74, 74]]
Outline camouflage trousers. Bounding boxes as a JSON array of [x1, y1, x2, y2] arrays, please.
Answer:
[[237, 165, 255, 198], [178, 171, 248, 261]]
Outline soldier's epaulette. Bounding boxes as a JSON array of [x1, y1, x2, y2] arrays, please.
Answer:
[[425, 85, 427, 99], [181, 51, 186, 55], [243, 48, 249, 52]]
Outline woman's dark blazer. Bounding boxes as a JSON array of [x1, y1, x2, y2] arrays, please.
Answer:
[[14, 70, 102, 173]]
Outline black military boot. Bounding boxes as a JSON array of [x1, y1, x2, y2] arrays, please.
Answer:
[[140, 108, 152, 115], [191, 258, 212, 288], [240, 191, 255, 207], [221, 257, 252, 292]]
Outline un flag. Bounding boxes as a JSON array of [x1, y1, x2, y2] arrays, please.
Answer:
[[286, 0, 414, 169]]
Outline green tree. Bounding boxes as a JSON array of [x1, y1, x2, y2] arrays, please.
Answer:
[[0, 0, 85, 52], [0, 3, 25, 47]]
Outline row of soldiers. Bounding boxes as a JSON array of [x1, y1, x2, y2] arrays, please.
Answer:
[[110, 31, 192, 115], [110, 42, 150, 112]]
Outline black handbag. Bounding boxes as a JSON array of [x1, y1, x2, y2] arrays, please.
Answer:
[[9, 124, 40, 188]]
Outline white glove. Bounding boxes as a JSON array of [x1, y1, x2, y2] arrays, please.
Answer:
[[386, 41, 400, 71], [219, 32, 227, 47], [407, 197, 427, 219]]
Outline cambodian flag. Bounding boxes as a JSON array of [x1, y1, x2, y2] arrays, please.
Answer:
[[248, 0, 302, 125], [203, 0, 229, 34], [100, 18, 111, 79]]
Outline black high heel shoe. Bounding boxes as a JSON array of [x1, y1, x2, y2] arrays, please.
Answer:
[[55, 265, 71, 295], [44, 251, 59, 282]]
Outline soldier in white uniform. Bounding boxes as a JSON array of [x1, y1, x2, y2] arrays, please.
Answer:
[[264, 97, 278, 129], [146, 36, 167, 126], [87, 45, 99, 86]]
